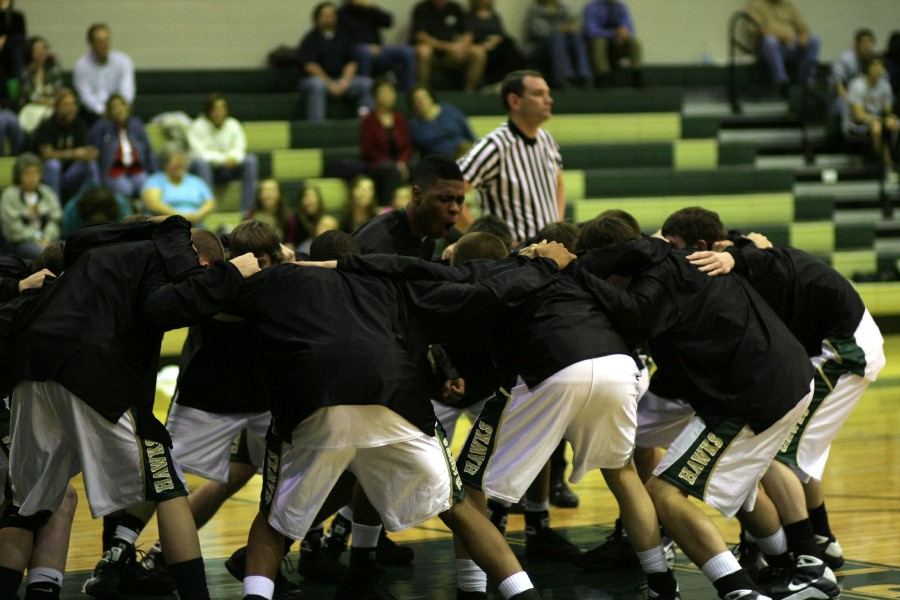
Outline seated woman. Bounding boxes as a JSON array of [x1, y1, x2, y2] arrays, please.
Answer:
[[18, 35, 63, 135], [407, 85, 476, 159], [246, 178, 299, 247], [295, 184, 326, 246], [360, 79, 414, 206], [338, 174, 377, 233], [89, 93, 157, 199], [187, 93, 259, 212], [0, 152, 61, 260], [141, 143, 216, 226]]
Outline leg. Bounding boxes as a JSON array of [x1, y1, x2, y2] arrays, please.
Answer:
[[634, 446, 662, 483], [590, 37, 612, 81], [41, 160, 62, 199], [189, 462, 257, 530], [243, 511, 283, 599], [757, 34, 789, 87], [345, 76, 374, 115], [414, 44, 434, 86], [567, 33, 594, 85], [463, 45, 487, 92], [156, 496, 209, 600], [299, 77, 328, 123], [189, 158, 214, 190], [546, 34, 575, 84], [239, 154, 259, 213], [23, 485, 77, 599], [797, 36, 820, 85]]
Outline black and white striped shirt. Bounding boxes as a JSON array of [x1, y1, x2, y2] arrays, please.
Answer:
[[458, 120, 563, 242]]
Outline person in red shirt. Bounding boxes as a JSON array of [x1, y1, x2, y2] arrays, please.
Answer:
[[359, 80, 415, 206]]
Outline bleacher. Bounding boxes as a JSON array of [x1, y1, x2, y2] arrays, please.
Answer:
[[123, 63, 900, 321]]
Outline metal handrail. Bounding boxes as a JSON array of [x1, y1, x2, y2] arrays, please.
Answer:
[[728, 10, 760, 114]]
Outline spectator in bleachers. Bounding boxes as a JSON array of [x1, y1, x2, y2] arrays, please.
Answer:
[[187, 93, 258, 211], [524, 0, 592, 90], [830, 29, 877, 118], [0, 104, 20, 156], [466, 0, 527, 87], [407, 84, 475, 158], [0, 152, 61, 259], [33, 87, 100, 201], [843, 56, 899, 183], [73, 23, 135, 122], [745, 0, 820, 98], [295, 184, 327, 245], [410, 0, 486, 91], [339, 173, 377, 232], [141, 142, 215, 226], [297, 2, 375, 122], [338, 0, 416, 92], [89, 93, 157, 199], [0, 0, 26, 104], [247, 178, 299, 247], [18, 35, 62, 134], [360, 79, 414, 205], [60, 184, 131, 238], [583, 0, 642, 88], [885, 32, 900, 111], [296, 211, 339, 256]]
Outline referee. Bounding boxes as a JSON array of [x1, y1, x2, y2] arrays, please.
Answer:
[[457, 70, 565, 244]]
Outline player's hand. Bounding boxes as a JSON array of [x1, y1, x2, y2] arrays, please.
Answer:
[[297, 260, 338, 268], [535, 240, 577, 270], [711, 239, 734, 252], [442, 378, 465, 404], [745, 232, 773, 249], [686, 250, 735, 276], [230, 252, 262, 278], [18, 268, 56, 292], [279, 244, 296, 264], [442, 242, 457, 262]]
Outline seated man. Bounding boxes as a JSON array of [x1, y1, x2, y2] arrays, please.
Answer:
[[297, 2, 374, 122], [72, 23, 136, 122], [746, 0, 820, 98], [409, 0, 486, 91], [582, 0, 642, 87], [338, 0, 416, 91], [32, 88, 100, 201], [828, 28, 877, 118], [188, 94, 259, 212]]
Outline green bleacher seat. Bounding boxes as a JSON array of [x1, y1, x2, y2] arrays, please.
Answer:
[[580, 167, 794, 198], [245, 121, 291, 152], [855, 282, 900, 317], [272, 149, 323, 180], [0, 156, 17, 188], [468, 113, 682, 144], [573, 193, 796, 226]]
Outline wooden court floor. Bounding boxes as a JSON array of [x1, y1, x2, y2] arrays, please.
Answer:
[[56, 335, 900, 599]]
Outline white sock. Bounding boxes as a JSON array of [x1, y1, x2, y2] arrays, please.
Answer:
[[523, 498, 549, 512], [351, 522, 381, 549], [701, 551, 742, 583], [636, 546, 668, 573], [243, 575, 275, 599], [114, 525, 140, 546], [755, 528, 788, 557], [498, 572, 534, 599], [456, 559, 487, 592], [27, 567, 63, 586]]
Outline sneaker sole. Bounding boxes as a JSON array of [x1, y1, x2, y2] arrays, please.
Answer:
[[776, 581, 841, 600], [81, 579, 121, 600]]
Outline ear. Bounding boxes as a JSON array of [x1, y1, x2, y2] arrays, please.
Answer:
[[198, 256, 212, 268], [411, 185, 422, 204], [697, 239, 709, 250]]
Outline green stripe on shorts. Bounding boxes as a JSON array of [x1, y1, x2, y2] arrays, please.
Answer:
[[435, 420, 465, 505], [777, 335, 867, 466], [133, 409, 189, 502], [657, 417, 745, 502], [457, 390, 508, 491], [260, 434, 283, 517], [229, 429, 253, 465]]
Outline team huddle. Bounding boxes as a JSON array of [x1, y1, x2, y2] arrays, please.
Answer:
[[0, 71, 887, 600]]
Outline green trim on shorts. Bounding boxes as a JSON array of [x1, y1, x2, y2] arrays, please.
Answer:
[[435, 420, 465, 505], [457, 390, 508, 491], [133, 409, 189, 502], [229, 429, 253, 465], [260, 433, 283, 518], [657, 417, 745, 502], [777, 335, 867, 466]]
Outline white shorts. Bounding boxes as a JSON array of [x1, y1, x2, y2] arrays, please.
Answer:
[[432, 398, 488, 444], [654, 381, 814, 519], [635, 390, 694, 449], [166, 402, 271, 484], [459, 355, 640, 503], [9, 380, 188, 518], [778, 310, 885, 481], [261, 405, 461, 539]]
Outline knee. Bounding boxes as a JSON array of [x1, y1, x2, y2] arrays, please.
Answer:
[[42, 159, 61, 174], [760, 35, 780, 52], [57, 485, 78, 521], [415, 44, 433, 63], [302, 77, 327, 94], [243, 153, 259, 172], [806, 35, 821, 54]]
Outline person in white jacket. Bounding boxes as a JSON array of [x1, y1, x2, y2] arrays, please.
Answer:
[[187, 94, 259, 211]]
